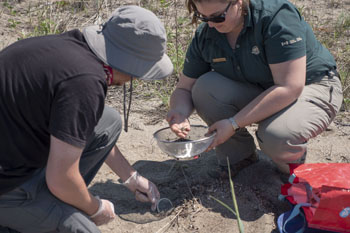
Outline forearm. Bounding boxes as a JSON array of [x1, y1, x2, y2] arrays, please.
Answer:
[[234, 85, 301, 127], [47, 136, 99, 216], [46, 171, 99, 216], [169, 88, 194, 118], [105, 145, 135, 182]]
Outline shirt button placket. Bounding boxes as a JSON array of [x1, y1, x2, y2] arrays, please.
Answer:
[[233, 59, 243, 81]]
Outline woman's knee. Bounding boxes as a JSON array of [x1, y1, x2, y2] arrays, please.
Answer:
[[192, 71, 263, 111], [192, 71, 219, 103], [257, 123, 307, 164], [192, 72, 241, 121]]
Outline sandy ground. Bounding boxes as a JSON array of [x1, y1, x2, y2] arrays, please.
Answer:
[[91, 92, 350, 233], [1, 0, 349, 232]]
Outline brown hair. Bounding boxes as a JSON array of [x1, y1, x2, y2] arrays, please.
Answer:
[[186, 0, 250, 24]]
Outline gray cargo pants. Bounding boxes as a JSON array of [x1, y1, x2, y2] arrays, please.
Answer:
[[192, 71, 343, 168], [0, 106, 122, 233]]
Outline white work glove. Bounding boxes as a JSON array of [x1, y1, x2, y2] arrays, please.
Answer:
[[123, 171, 160, 211], [90, 196, 115, 226]]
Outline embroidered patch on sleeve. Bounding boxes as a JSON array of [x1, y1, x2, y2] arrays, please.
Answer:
[[281, 37, 303, 46]]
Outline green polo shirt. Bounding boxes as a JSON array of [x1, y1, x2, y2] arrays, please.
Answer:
[[183, 0, 336, 89]]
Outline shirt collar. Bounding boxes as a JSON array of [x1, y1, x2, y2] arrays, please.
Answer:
[[243, 4, 253, 32]]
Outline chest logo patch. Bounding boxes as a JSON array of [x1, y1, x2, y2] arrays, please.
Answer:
[[251, 46, 260, 55]]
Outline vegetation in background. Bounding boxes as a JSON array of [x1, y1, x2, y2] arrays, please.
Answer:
[[300, 2, 350, 111], [1, 0, 349, 109], [17, 1, 87, 39], [0, 1, 349, 231], [134, 0, 195, 107]]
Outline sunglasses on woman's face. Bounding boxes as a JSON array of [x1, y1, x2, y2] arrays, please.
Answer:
[[194, 1, 234, 23]]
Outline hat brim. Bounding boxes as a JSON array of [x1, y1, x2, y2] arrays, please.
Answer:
[[83, 25, 173, 80]]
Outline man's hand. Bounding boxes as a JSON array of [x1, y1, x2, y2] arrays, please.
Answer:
[[206, 119, 235, 151], [166, 110, 191, 138], [90, 197, 115, 226], [123, 172, 160, 211], [105, 147, 160, 211]]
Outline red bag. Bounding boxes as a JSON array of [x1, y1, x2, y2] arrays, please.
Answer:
[[280, 163, 350, 233]]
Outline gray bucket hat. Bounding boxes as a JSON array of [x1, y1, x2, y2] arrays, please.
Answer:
[[83, 5, 173, 80]]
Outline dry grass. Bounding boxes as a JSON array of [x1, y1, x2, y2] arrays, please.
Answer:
[[293, 0, 350, 110], [1, 0, 349, 109]]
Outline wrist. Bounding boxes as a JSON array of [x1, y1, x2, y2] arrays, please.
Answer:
[[121, 170, 137, 182], [228, 117, 240, 132], [122, 171, 138, 191], [123, 171, 138, 183], [89, 196, 102, 218]]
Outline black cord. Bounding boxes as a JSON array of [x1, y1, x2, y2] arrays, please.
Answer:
[[123, 78, 133, 132]]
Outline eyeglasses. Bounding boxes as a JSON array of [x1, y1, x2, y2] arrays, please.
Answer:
[[194, 1, 235, 23]]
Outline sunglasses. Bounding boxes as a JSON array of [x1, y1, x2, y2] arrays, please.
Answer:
[[194, 1, 235, 23]]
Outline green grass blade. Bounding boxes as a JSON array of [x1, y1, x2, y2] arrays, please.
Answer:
[[227, 157, 245, 233], [209, 195, 237, 216]]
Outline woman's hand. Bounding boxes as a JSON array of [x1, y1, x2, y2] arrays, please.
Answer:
[[206, 119, 235, 151], [166, 110, 191, 138]]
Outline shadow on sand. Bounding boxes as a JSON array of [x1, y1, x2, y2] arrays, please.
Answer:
[[89, 149, 290, 230]]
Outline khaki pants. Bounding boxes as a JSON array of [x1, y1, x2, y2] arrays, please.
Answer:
[[191, 71, 343, 167]]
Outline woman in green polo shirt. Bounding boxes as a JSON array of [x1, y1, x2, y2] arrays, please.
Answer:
[[166, 0, 343, 176]]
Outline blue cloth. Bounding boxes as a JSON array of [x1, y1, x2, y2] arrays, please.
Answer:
[[278, 208, 337, 233]]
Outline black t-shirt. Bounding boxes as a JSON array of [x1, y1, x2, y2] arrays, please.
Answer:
[[0, 30, 107, 195]]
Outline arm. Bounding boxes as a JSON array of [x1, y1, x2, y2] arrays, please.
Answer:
[[46, 135, 99, 215], [207, 56, 306, 149], [235, 56, 306, 126], [169, 73, 196, 117], [104, 146, 136, 182], [166, 73, 197, 137]]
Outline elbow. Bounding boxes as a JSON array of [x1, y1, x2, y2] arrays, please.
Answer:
[[46, 169, 64, 197], [277, 83, 305, 104], [291, 84, 304, 100]]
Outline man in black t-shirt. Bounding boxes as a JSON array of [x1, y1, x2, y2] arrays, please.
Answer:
[[0, 6, 173, 233]]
